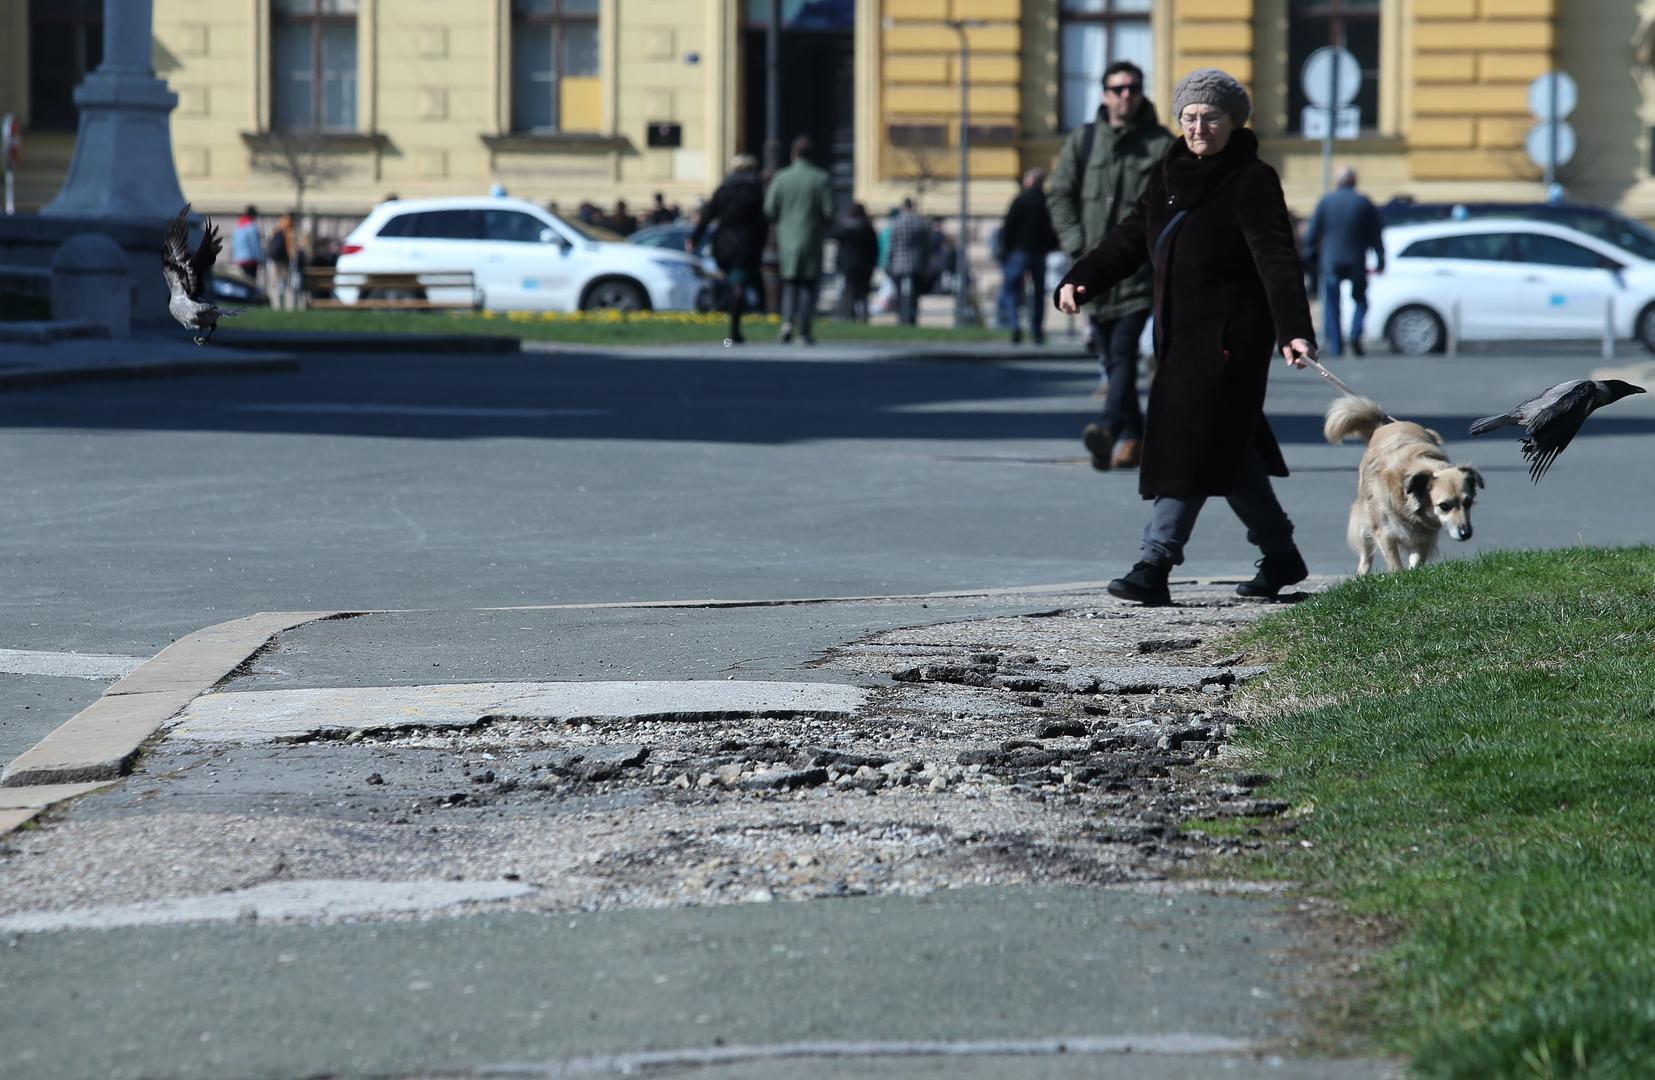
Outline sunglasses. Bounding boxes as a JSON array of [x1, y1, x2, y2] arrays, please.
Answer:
[[1104, 82, 1143, 95]]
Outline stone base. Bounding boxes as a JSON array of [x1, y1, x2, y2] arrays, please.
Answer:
[[0, 215, 171, 326]]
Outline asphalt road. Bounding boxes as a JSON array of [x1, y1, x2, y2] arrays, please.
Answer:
[[2, 342, 1652, 751]]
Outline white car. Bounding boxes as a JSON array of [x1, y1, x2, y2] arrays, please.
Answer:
[[334, 197, 712, 312], [1365, 219, 1655, 355]]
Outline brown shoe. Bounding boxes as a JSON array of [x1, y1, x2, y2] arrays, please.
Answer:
[[1111, 437, 1142, 469], [1082, 423, 1114, 471]]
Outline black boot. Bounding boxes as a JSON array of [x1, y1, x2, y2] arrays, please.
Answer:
[[1236, 548, 1308, 598], [1107, 561, 1172, 606]]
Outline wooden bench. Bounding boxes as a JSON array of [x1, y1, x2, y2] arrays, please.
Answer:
[[303, 268, 482, 311]]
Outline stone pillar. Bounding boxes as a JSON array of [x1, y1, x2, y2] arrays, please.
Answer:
[[40, 0, 188, 221], [50, 234, 132, 337]]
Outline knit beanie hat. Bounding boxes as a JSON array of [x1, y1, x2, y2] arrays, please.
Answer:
[[1172, 68, 1251, 126]]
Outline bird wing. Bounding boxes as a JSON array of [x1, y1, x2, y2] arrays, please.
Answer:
[[162, 204, 194, 299], [187, 214, 223, 301], [1515, 380, 1587, 429], [1521, 382, 1596, 483]]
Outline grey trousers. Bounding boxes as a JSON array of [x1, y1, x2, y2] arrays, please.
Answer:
[[1140, 444, 1295, 567], [781, 278, 819, 338]]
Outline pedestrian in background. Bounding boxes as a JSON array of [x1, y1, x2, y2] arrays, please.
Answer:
[[649, 192, 677, 226], [996, 168, 1060, 345], [265, 213, 294, 309], [1056, 68, 1317, 607], [1050, 59, 1174, 471], [831, 203, 879, 322], [883, 199, 931, 326], [690, 154, 767, 344], [608, 200, 637, 237], [1301, 165, 1385, 357], [764, 135, 835, 345], [231, 206, 261, 284]]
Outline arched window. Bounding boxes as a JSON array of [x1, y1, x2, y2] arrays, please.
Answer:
[[1059, 0, 1152, 132], [1288, 0, 1380, 133]]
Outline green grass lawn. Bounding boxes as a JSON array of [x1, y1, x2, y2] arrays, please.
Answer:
[[1222, 547, 1655, 1078], [231, 306, 1017, 346]]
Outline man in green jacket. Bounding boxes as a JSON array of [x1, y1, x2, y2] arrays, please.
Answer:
[[1049, 60, 1173, 471], [764, 135, 835, 345]]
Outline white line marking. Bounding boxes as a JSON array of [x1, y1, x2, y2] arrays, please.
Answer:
[[0, 878, 533, 933], [0, 648, 144, 681], [230, 403, 608, 419]]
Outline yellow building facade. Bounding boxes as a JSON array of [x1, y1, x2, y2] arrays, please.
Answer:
[[1, 0, 1653, 222]]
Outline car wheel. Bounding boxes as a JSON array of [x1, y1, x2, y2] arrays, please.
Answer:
[[581, 278, 648, 312], [1637, 303, 1655, 355], [1386, 305, 1446, 356]]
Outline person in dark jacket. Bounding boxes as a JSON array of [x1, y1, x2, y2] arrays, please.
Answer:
[[690, 154, 768, 343], [996, 168, 1060, 344], [1301, 166, 1385, 356], [1056, 68, 1318, 607], [831, 204, 879, 322], [1050, 59, 1175, 470]]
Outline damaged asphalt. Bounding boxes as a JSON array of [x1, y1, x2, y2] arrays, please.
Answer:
[[0, 582, 1397, 1079]]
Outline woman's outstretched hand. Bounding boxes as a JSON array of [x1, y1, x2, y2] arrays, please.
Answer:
[[1056, 283, 1087, 315], [1280, 338, 1316, 368]]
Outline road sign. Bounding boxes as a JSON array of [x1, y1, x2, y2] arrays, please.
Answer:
[[1528, 71, 1577, 121], [1526, 120, 1577, 169], [1301, 46, 1361, 108], [1302, 106, 1359, 140]]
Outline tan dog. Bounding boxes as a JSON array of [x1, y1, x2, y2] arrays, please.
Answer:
[[1324, 396, 1484, 574]]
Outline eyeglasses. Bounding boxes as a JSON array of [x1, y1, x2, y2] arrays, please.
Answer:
[[1179, 112, 1228, 130], [1104, 82, 1143, 96]]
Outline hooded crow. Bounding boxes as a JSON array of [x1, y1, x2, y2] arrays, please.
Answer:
[[1469, 378, 1646, 482], [163, 204, 243, 344]]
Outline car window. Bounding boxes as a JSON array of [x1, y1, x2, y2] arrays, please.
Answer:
[[412, 210, 484, 240], [631, 230, 681, 249], [482, 209, 546, 244], [376, 213, 417, 238], [1438, 233, 1514, 261], [1514, 232, 1611, 269], [1399, 237, 1444, 258]]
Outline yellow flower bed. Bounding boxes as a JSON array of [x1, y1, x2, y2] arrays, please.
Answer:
[[474, 310, 781, 326]]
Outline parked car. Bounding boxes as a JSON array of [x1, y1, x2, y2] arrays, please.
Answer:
[[1381, 199, 1655, 263], [628, 223, 716, 271], [333, 197, 712, 312], [1367, 219, 1655, 355], [209, 268, 269, 307]]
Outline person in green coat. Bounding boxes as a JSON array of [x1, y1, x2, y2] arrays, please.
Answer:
[[764, 135, 835, 345], [1049, 60, 1174, 472]]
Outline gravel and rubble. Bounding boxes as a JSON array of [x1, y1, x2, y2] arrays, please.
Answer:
[[0, 584, 1319, 923]]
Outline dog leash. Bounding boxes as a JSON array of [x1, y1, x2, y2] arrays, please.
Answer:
[[1302, 353, 1398, 423]]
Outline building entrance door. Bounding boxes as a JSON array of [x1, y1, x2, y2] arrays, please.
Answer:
[[742, 0, 854, 210]]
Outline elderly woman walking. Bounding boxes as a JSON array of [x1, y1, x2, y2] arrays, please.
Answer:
[[1056, 68, 1318, 606]]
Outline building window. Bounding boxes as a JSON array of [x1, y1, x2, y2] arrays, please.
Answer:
[[29, 0, 103, 131], [1288, 0, 1380, 133], [1059, 0, 1152, 132], [511, 0, 601, 134], [272, 0, 359, 131]]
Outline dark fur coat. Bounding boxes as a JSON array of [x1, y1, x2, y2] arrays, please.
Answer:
[[1058, 129, 1315, 498]]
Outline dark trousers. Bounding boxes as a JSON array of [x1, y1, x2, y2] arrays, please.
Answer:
[[1140, 443, 1295, 567], [781, 277, 819, 338], [837, 273, 871, 321], [1094, 308, 1150, 441], [894, 273, 922, 325], [996, 250, 1047, 338], [1319, 263, 1367, 356]]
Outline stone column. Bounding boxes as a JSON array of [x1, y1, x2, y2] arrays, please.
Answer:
[[40, 0, 188, 220]]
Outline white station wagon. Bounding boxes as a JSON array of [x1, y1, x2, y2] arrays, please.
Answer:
[[333, 197, 712, 313], [1366, 219, 1655, 355]]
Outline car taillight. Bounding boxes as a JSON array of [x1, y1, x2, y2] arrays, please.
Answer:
[[339, 243, 364, 255]]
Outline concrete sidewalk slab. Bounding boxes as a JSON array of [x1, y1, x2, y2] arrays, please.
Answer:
[[169, 679, 872, 743]]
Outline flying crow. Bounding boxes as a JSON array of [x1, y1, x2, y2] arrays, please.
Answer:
[[1469, 378, 1645, 482], [163, 204, 242, 344]]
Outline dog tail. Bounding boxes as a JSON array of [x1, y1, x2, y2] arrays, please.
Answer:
[[1324, 394, 1389, 446]]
